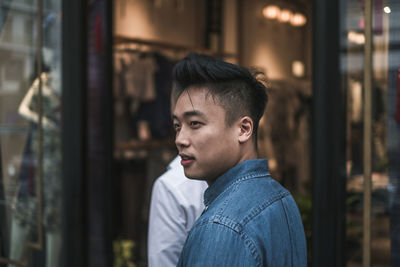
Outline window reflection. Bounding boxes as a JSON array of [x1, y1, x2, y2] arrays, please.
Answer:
[[344, 0, 398, 266], [0, 0, 62, 266]]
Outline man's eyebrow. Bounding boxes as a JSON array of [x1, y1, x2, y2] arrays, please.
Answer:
[[172, 110, 205, 120]]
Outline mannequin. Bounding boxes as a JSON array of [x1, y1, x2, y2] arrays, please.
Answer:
[[18, 73, 59, 130], [8, 49, 62, 267]]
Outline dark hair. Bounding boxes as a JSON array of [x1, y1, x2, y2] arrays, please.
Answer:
[[172, 52, 268, 142]]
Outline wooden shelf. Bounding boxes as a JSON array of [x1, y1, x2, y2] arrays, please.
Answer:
[[115, 139, 175, 150], [114, 35, 238, 59]]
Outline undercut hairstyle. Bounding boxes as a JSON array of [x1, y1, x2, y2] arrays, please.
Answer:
[[172, 52, 268, 143]]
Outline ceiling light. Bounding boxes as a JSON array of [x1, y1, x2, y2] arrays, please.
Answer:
[[262, 5, 281, 20], [290, 13, 307, 27], [292, 61, 305, 78], [348, 31, 365, 45], [278, 9, 292, 23]]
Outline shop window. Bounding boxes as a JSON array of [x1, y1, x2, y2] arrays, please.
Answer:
[[342, 0, 397, 265], [0, 0, 63, 266]]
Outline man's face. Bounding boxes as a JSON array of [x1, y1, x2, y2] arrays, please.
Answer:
[[172, 87, 241, 183]]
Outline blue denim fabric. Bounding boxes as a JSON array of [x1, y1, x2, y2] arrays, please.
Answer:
[[177, 159, 307, 267]]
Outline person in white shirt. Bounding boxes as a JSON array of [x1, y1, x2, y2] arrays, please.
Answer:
[[147, 156, 208, 267]]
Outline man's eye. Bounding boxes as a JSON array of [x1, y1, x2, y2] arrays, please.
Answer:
[[190, 121, 201, 128], [173, 123, 181, 131]]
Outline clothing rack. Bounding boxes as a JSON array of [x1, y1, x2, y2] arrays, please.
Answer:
[[114, 35, 237, 59]]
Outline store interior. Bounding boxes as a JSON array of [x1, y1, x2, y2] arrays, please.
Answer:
[[110, 0, 393, 266], [0, 0, 397, 266], [111, 0, 313, 265]]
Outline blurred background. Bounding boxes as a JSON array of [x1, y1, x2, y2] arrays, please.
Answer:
[[0, 0, 399, 266]]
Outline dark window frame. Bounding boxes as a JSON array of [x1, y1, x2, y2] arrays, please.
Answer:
[[61, 0, 88, 266], [312, 0, 347, 266]]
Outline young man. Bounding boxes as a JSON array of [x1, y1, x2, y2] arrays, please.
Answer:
[[172, 53, 307, 266], [147, 156, 207, 267]]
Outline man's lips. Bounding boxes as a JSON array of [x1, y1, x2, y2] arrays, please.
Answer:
[[180, 154, 195, 167]]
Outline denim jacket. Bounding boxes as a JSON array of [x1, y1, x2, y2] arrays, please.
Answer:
[[177, 159, 307, 267]]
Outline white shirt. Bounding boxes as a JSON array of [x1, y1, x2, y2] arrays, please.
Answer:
[[148, 156, 208, 267]]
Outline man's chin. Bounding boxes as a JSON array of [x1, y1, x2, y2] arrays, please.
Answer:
[[183, 169, 204, 181]]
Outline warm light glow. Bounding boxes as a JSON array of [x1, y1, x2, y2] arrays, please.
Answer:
[[290, 13, 307, 27], [383, 6, 391, 14], [278, 9, 292, 23], [262, 5, 281, 20], [292, 61, 305, 78], [348, 31, 365, 45], [263, 5, 306, 28]]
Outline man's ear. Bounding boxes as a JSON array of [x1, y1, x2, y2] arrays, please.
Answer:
[[238, 116, 253, 143]]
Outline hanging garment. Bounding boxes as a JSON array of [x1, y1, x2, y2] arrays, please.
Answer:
[[135, 52, 176, 139]]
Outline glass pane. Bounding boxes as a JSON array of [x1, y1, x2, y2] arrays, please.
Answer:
[[370, 1, 391, 266], [344, 0, 396, 266], [342, 1, 364, 263], [0, 0, 62, 265], [386, 1, 400, 266]]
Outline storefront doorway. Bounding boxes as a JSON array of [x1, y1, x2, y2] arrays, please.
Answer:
[[110, 0, 312, 266]]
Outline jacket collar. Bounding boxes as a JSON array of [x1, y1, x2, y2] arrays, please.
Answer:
[[203, 159, 269, 208]]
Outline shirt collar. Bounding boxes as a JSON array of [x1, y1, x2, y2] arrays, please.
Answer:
[[168, 156, 182, 170], [203, 159, 269, 208]]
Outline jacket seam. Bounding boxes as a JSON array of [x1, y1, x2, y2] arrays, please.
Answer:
[[241, 190, 290, 226], [210, 219, 262, 267], [205, 172, 269, 207], [239, 230, 262, 267], [214, 173, 269, 216]]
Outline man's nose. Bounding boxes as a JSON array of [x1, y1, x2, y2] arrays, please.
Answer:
[[175, 127, 190, 149]]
